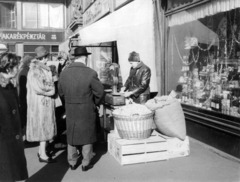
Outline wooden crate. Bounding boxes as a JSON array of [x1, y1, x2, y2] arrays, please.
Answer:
[[108, 131, 168, 166], [155, 132, 190, 159]]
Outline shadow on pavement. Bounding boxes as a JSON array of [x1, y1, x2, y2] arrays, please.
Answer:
[[26, 150, 69, 182], [26, 142, 108, 181], [24, 141, 39, 148]]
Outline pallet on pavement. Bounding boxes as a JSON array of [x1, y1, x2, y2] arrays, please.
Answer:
[[108, 130, 168, 166]]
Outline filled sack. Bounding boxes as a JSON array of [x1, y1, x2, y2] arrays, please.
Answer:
[[145, 96, 186, 140]]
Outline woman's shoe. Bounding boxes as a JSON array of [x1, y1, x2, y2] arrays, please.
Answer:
[[38, 152, 52, 158], [39, 156, 56, 163], [82, 164, 93, 171], [69, 164, 77, 170]]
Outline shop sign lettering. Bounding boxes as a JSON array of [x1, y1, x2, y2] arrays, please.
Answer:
[[0, 31, 63, 42], [83, 0, 110, 26]]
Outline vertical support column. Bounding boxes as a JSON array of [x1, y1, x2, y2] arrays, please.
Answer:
[[16, 1, 23, 57], [16, 1, 22, 30], [16, 44, 24, 57], [103, 104, 107, 141]]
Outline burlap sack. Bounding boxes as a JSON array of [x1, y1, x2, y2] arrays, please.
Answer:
[[145, 97, 186, 140]]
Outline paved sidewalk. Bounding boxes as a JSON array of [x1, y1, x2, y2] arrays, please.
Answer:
[[24, 137, 240, 182]]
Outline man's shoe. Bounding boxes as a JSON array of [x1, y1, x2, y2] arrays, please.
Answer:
[[69, 165, 77, 170], [82, 164, 93, 172]]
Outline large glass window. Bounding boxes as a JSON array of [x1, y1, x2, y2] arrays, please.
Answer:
[[167, 2, 240, 118], [22, 3, 64, 29], [24, 45, 58, 58], [0, 2, 16, 29]]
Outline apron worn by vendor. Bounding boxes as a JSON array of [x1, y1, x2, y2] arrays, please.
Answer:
[[124, 61, 151, 103]]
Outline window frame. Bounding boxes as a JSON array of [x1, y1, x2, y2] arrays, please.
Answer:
[[0, 1, 17, 29], [22, 2, 64, 30]]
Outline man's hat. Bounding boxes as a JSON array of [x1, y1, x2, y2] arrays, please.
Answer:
[[35, 46, 49, 59], [73, 47, 91, 56], [128, 51, 140, 62]]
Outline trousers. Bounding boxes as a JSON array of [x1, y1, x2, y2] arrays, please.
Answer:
[[67, 143, 93, 166]]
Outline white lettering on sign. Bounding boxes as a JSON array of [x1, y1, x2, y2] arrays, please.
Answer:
[[0, 32, 46, 41], [83, 0, 110, 26]]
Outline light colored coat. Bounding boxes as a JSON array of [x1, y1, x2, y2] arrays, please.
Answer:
[[26, 60, 56, 141]]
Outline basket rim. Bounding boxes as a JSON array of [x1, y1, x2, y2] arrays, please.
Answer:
[[112, 111, 154, 118]]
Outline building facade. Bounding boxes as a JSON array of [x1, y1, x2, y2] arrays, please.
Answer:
[[0, 0, 65, 58]]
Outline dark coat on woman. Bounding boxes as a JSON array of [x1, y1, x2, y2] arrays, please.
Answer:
[[124, 61, 151, 103], [18, 65, 29, 129], [0, 83, 28, 181], [58, 62, 104, 145]]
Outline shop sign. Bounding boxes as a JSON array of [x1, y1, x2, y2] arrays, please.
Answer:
[[0, 31, 64, 43], [115, 0, 131, 9], [83, 0, 110, 26]]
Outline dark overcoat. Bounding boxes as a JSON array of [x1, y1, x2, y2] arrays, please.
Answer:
[[58, 62, 104, 145], [0, 83, 28, 181], [17, 65, 29, 129]]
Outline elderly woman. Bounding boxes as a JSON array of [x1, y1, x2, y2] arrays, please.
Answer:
[[0, 53, 28, 181], [26, 46, 56, 163]]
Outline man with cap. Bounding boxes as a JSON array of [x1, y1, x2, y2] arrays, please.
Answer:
[[58, 46, 104, 171], [120, 51, 151, 103]]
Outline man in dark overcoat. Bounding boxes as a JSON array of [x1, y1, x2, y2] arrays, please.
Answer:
[[58, 47, 104, 171]]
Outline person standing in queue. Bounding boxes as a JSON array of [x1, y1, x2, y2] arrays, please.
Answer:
[[26, 46, 56, 163], [58, 46, 104, 171], [17, 55, 33, 135], [120, 51, 151, 104], [0, 53, 28, 181]]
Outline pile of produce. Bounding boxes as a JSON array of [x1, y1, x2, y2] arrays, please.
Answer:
[[113, 103, 152, 116]]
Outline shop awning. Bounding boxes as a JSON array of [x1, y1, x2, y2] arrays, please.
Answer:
[[76, 0, 158, 92]]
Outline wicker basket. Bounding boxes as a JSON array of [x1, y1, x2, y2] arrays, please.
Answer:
[[112, 112, 154, 140]]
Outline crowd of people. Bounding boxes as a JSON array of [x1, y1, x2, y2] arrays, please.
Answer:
[[0, 45, 151, 181]]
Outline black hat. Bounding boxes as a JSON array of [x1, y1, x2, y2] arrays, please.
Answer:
[[73, 47, 91, 56], [35, 46, 49, 59]]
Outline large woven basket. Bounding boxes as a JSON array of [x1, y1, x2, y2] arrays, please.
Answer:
[[112, 112, 154, 140]]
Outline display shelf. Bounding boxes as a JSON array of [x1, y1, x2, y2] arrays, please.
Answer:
[[213, 59, 240, 65]]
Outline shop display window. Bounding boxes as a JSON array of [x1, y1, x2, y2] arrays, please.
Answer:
[[86, 42, 122, 88], [23, 45, 58, 58], [167, 3, 240, 118]]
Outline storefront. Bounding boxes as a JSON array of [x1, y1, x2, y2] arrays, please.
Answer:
[[162, 0, 240, 159], [0, 0, 65, 58], [69, 0, 158, 93]]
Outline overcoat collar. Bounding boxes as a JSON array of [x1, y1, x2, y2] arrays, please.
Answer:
[[68, 62, 87, 68]]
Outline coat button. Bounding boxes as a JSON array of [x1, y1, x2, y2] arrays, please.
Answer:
[[12, 110, 16, 114], [16, 135, 20, 140]]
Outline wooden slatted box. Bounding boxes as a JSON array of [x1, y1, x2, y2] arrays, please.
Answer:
[[154, 132, 190, 159], [108, 131, 168, 166]]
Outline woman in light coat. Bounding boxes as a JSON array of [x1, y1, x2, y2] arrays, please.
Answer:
[[27, 46, 57, 163]]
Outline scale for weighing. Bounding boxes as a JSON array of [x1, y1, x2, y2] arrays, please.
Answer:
[[104, 63, 125, 106]]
